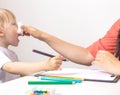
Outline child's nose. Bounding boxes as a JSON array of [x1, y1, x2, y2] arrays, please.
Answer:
[[17, 22, 23, 35]]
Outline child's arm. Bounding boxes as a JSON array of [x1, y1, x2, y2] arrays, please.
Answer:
[[2, 55, 63, 76]]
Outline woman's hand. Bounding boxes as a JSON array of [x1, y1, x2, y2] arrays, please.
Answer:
[[21, 25, 46, 40], [92, 50, 120, 75]]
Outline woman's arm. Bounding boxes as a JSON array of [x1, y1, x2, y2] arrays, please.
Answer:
[[22, 26, 94, 65]]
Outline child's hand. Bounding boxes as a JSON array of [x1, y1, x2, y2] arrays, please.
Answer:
[[45, 55, 64, 70]]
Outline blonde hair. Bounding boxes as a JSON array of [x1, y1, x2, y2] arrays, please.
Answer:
[[0, 8, 16, 29]]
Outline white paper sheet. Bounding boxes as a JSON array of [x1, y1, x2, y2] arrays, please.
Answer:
[[34, 68, 119, 82]]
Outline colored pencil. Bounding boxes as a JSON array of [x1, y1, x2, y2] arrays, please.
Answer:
[[28, 81, 75, 85], [32, 49, 67, 61], [40, 76, 82, 83], [40, 75, 84, 81]]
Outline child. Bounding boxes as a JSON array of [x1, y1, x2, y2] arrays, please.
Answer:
[[0, 8, 63, 83]]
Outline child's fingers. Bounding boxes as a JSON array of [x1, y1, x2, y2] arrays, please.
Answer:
[[54, 54, 66, 61]]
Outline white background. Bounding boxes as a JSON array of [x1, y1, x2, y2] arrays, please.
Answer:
[[0, 0, 120, 69]]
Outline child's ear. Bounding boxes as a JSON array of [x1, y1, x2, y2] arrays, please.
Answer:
[[0, 28, 5, 37]]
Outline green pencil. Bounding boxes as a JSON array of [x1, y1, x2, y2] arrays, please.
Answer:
[[28, 81, 75, 85]]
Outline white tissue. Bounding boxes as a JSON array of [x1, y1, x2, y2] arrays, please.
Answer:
[[17, 22, 23, 35]]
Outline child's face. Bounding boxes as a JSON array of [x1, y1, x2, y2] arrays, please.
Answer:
[[3, 20, 19, 47]]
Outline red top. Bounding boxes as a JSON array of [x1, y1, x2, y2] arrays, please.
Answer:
[[87, 19, 120, 57]]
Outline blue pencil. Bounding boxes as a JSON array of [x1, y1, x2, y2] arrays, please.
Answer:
[[40, 76, 82, 83]]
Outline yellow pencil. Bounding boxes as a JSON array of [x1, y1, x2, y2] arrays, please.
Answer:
[[39, 75, 84, 81]]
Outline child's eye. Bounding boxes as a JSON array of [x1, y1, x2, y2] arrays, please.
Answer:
[[11, 22, 16, 25], [11, 23, 17, 26]]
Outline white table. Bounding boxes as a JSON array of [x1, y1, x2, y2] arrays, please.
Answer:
[[0, 75, 120, 95]]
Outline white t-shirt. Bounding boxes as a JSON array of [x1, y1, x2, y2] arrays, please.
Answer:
[[0, 47, 20, 83]]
